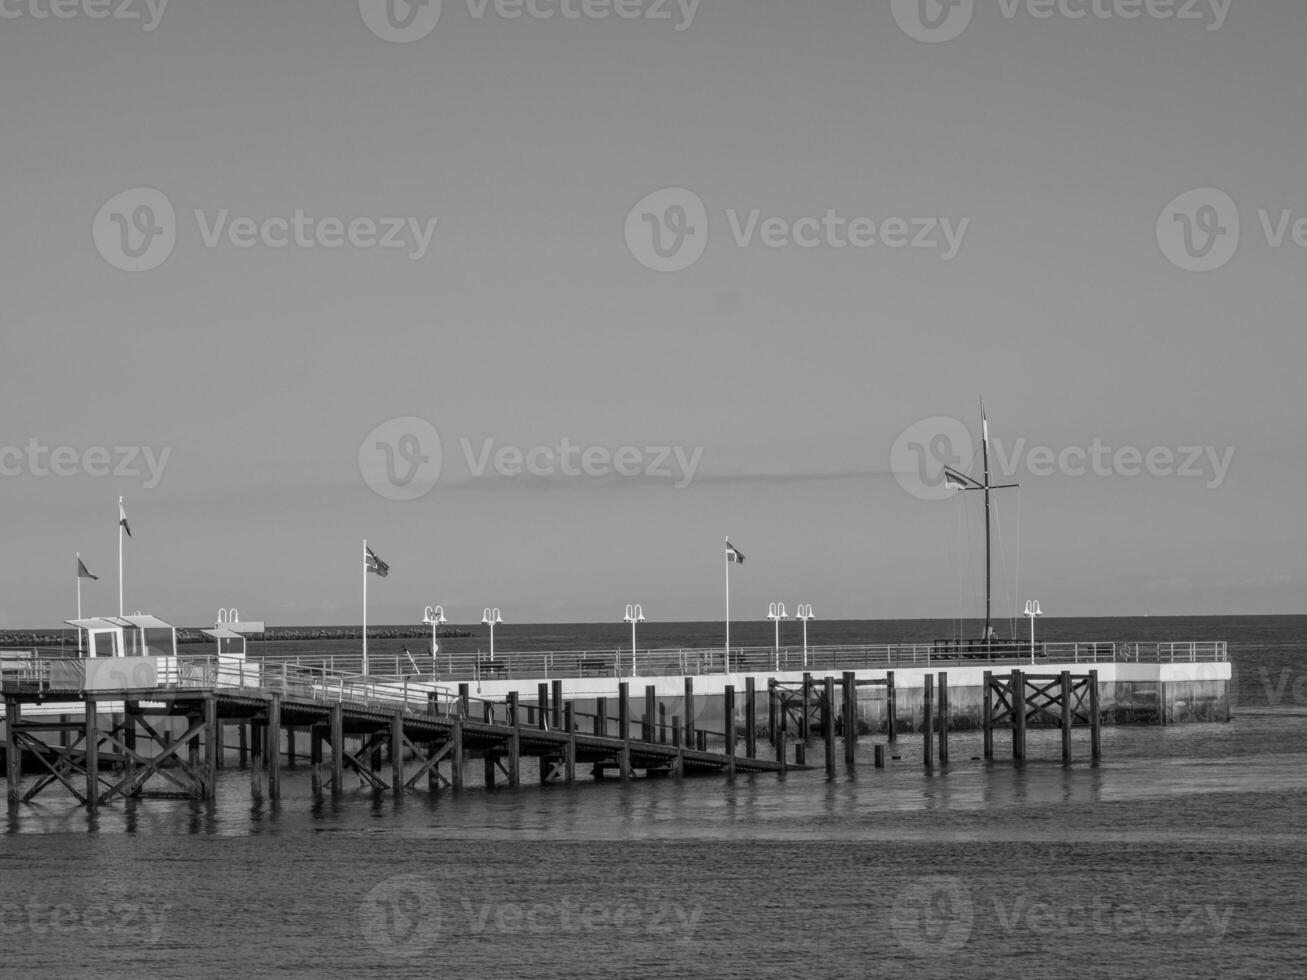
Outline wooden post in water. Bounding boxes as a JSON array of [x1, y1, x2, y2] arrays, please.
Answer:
[[310, 725, 324, 796], [1060, 670, 1073, 764], [238, 720, 248, 769], [922, 674, 934, 769], [982, 670, 994, 761], [658, 703, 667, 744], [874, 744, 885, 769], [451, 717, 464, 790], [596, 698, 607, 738], [671, 718, 683, 778], [937, 671, 949, 766], [330, 704, 344, 796], [551, 680, 563, 731], [250, 712, 264, 800], [1012, 669, 1026, 761], [644, 685, 656, 743], [458, 683, 470, 718], [5, 697, 21, 807], [563, 704, 576, 785], [767, 679, 777, 746], [618, 683, 632, 781], [286, 727, 296, 769], [684, 677, 695, 748], [268, 695, 282, 801], [842, 672, 856, 767], [745, 677, 757, 758], [507, 692, 521, 789], [801, 672, 812, 742], [886, 670, 898, 743], [391, 711, 404, 794], [85, 700, 99, 811], [537, 683, 549, 730], [484, 753, 496, 790], [822, 677, 836, 777], [1089, 670, 1102, 761], [724, 685, 736, 780], [204, 696, 219, 801]]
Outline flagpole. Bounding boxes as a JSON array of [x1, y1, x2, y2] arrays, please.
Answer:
[[724, 535, 730, 672], [362, 538, 369, 677], [117, 495, 124, 617], [76, 552, 83, 654]]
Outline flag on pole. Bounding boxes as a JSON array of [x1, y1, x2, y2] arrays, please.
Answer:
[[365, 546, 389, 578], [77, 558, 98, 580], [119, 501, 132, 537], [726, 541, 745, 564]]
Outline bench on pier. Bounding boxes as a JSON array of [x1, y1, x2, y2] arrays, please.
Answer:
[[580, 659, 613, 677], [477, 661, 509, 677]]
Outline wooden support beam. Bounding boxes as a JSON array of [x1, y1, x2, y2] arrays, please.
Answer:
[[644, 685, 656, 743], [330, 704, 344, 795], [1089, 670, 1102, 761], [923, 674, 934, 769], [982, 671, 994, 761], [268, 695, 282, 800], [744, 676, 757, 758], [563, 704, 576, 785], [1012, 670, 1026, 761], [800, 672, 812, 742], [767, 679, 777, 746], [724, 685, 736, 780], [5, 697, 20, 807], [886, 670, 897, 743], [938, 671, 949, 766], [1061, 670, 1073, 764], [310, 725, 324, 796], [391, 711, 404, 794], [551, 680, 563, 731], [671, 717, 683, 777], [618, 683, 631, 781], [538, 683, 549, 731], [238, 721, 248, 769], [507, 692, 521, 789], [85, 700, 99, 812], [683, 677, 695, 748], [203, 696, 219, 801], [250, 713, 264, 800], [659, 703, 667, 744], [842, 672, 856, 767], [458, 683, 470, 718], [822, 676, 835, 778], [451, 717, 464, 790], [874, 744, 885, 768], [484, 753, 496, 790], [596, 697, 607, 738]]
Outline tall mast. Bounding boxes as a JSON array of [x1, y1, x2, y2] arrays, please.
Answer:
[[944, 399, 1018, 642]]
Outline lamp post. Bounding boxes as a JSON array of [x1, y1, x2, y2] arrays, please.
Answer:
[[1023, 599, 1043, 664], [766, 601, 789, 671], [623, 603, 646, 677], [423, 605, 447, 669], [481, 607, 503, 660], [795, 603, 814, 667]]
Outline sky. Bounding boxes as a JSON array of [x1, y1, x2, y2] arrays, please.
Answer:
[[1, 0, 1303, 629]]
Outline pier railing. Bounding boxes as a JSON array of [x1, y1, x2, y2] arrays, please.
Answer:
[[234, 639, 1228, 680]]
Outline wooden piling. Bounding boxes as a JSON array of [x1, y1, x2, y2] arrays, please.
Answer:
[[551, 680, 563, 731], [250, 715, 264, 800], [618, 683, 632, 781], [1012, 669, 1026, 761], [204, 696, 219, 801], [391, 711, 404, 794], [767, 679, 777, 746], [671, 718, 683, 777], [745, 677, 757, 758], [484, 754, 496, 790], [85, 700, 99, 811], [658, 703, 667, 744], [822, 677, 835, 777], [458, 683, 470, 718], [538, 683, 549, 730], [1089, 669, 1102, 761], [330, 704, 344, 795], [644, 685, 656, 743], [1061, 670, 1073, 764], [724, 685, 736, 780], [286, 727, 296, 769], [982, 670, 994, 761], [937, 671, 949, 766], [268, 695, 282, 800], [507, 692, 521, 788], [596, 698, 607, 738], [451, 717, 464, 790], [886, 670, 898, 743], [684, 677, 695, 747], [310, 725, 324, 795], [842, 672, 856, 767], [801, 672, 812, 742], [563, 704, 576, 785], [874, 744, 885, 769], [238, 721, 248, 768], [5, 697, 21, 807], [923, 674, 934, 769]]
